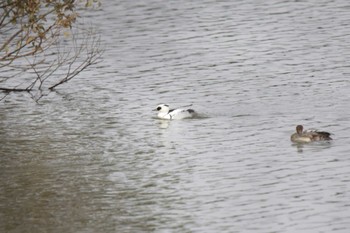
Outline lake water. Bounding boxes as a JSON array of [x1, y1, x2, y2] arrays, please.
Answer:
[[1, 0, 350, 232]]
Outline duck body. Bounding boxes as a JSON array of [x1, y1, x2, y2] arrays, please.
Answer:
[[155, 104, 196, 120], [291, 125, 332, 143]]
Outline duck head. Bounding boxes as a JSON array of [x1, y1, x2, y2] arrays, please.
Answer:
[[155, 104, 170, 113], [296, 125, 304, 135]]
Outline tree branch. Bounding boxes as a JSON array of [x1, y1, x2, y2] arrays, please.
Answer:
[[0, 0, 103, 102]]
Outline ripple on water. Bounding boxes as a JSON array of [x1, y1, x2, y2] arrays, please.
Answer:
[[2, 0, 350, 232]]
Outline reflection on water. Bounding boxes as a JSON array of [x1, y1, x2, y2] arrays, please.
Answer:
[[292, 141, 333, 153], [157, 119, 171, 129], [2, 0, 350, 232]]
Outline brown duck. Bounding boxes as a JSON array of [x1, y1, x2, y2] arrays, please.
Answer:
[[291, 125, 332, 143]]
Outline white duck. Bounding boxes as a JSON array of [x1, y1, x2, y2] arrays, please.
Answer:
[[154, 104, 197, 120]]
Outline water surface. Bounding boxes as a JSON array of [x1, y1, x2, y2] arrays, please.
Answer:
[[1, 0, 350, 232]]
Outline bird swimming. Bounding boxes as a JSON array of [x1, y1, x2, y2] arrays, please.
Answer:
[[154, 104, 197, 120], [291, 125, 332, 143]]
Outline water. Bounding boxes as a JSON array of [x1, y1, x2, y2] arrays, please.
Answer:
[[1, 0, 350, 232]]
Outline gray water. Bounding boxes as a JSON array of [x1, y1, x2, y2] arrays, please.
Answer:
[[1, 0, 350, 232]]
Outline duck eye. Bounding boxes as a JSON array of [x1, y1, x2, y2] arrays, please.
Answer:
[[157, 107, 161, 111]]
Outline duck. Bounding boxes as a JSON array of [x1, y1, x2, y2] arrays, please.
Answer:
[[291, 125, 332, 143], [154, 104, 197, 120]]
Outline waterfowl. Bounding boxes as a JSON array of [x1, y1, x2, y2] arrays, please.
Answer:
[[154, 104, 197, 120], [291, 125, 332, 143]]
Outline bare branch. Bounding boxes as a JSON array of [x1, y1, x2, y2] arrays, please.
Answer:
[[0, 0, 103, 102], [0, 87, 29, 92], [48, 30, 103, 90]]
